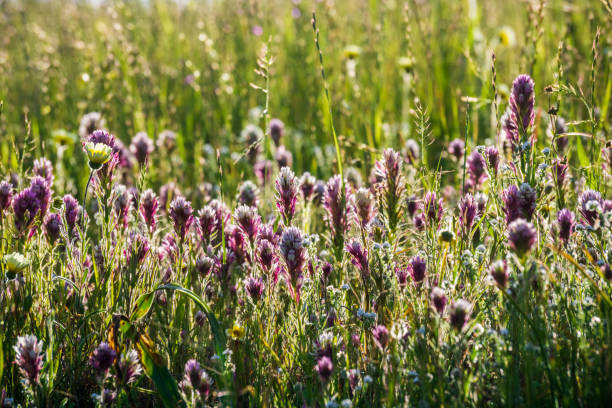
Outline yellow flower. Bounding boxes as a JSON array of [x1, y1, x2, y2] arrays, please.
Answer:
[[3, 252, 28, 273], [226, 323, 245, 340], [344, 45, 362, 60], [398, 56, 414, 72], [498, 26, 516, 47], [85, 142, 112, 170], [52, 129, 77, 147]]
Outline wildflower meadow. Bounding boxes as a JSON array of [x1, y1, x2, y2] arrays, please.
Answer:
[[0, 0, 611, 407]]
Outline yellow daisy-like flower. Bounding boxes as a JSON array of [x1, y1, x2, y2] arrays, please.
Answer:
[[398, 56, 415, 72], [85, 142, 112, 170], [498, 26, 516, 47], [226, 323, 245, 340], [344, 45, 362, 60], [3, 252, 29, 273], [52, 129, 77, 147]]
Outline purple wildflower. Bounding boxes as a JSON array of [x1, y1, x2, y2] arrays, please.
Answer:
[[157, 130, 177, 152], [169, 196, 194, 240], [244, 275, 265, 302], [375, 148, 405, 232], [30, 176, 51, 217], [324, 175, 348, 259], [279, 227, 306, 299], [502, 183, 537, 223], [159, 182, 180, 213], [275, 167, 299, 226], [129, 132, 154, 165], [458, 194, 477, 235], [234, 205, 261, 243], [242, 124, 263, 163], [14, 335, 44, 385], [409, 256, 427, 283], [431, 287, 447, 314], [346, 240, 369, 278], [467, 150, 488, 187], [314, 356, 333, 383], [422, 191, 444, 226], [112, 185, 131, 228], [254, 159, 275, 185], [0, 181, 13, 214], [118, 349, 142, 384], [507, 219, 537, 256], [405, 195, 418, 217], [578, 189, 603, 227], [396, 267, 409, 288], [127, 232, 150, 265], [236, 181, 259, 207], [139, 189, 159, 231], [62, 194, 81, 235], [489, 260, 508, 288], [269, 118, 284, 146], [299, 172, 317, 202], [89, 342, 116, 377], [450, 299, 472, 331], [510, 74, 535, 133], [404, 139, 420, 165], [43, 213, 62, 244], [352, 187, 376, 229], [275, 145, 293, 169], [78, 112, 105, 139], [484, 146, 499, 176], [448, 138, 465, 159], [556, 209, 575, 243], [12, 187, 40, 233], [87, 129, 115, 148], [256, 238, 276, 275], [33, 158, 54, 185], [372, 325, 390, 349]]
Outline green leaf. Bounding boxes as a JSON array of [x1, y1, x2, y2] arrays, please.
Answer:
[[130, 291, 155, 322], [136, 332, 186, 408], [575, 135, 589, 168], [157, 284, 226, 358]]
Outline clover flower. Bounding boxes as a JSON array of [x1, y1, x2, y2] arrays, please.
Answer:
[[489, 260, 508, 288], [14, 335, 44, 386], [43, 212, 62, 244], [315, 356, 334, 383], [507, 219, 537, 256], [448, 138, 465, 159], [89, 342, 116, 377], [409, 256, 427, 283], [244, 275, 265, 302], [578, 189, 603, 227], [299, 172, 317, 202], [234, 205, 261, 243], [129, 131, 154, 165], [0, 180, 13, 214], [269, 118, 284, 146], [12, 187, 41, 233], [556, 209, 575, 243], [371, 325, 390, 349], [62, 194, 81, 236], [275, 145, 293, 169], [78, 112, 105, 139], [509, 74, 535, 133], [502, 183, 536, 223], [279, 227, 306, 299], [422, 191, 443, 226], [324, 175, 348, 260], [237, 181, 259, 207], [431, 287, 447, 314], [118, 349, 142, 384], [169, 196, 194, 240], [139, 189, 159, 231], [450, 299, 472, 331], [275, 167, 299, 226], [458, 194, 477, 235], [346, 240, 369, 278], [352, 187, 375, 229], [33, 157, 54, 185], [467, 150, 488, 186]]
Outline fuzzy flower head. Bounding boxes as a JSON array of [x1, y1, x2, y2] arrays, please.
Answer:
[[578, 189, 603, 227], [502, 183, 537, 223], [12, 187, 40, 233], [169, 196, 194, 240], [556, 208, 575, 243], [484, 146, 499, 176], [279, 227, 306, 294], [242, 124, 263, 162], [489, 260, 508, 288], [450, 299, 472, 331], [275, 145, 293, 169], [275, 167, 299, 226], [431, 287, 447, 314], [14, 335, 44, 385], [33, 158, 54, 185], [156, 130, 177, 152], [269, 118, 284, 146], [510, 74, 535, 133], [458, 194, 478, 235], [422, 191, 444, 226], [299, 172, 317, 202], [237, 181, 259, 207], [139, 189, 159, 230], [130, 132, 154, 165], [409, 255, 427, 283], [30, 176, 51, 218], [118, 349, 142, 384], [448, 138, 465, 160], [43, 213, 62, 245], [62, 194, 81, 235], [234, 205, 261, 243], [315, 356, 334, 383], [244, 275, 265, 302], [0, 180, 13, 213], [467, 150, 488, 186], [371, 325, 390, 349], [346, 240, 369, 278], [87, 129, 115, 148], [85, 142, 113, 170], [89, 342, 116, 377], [352, 187, 375, 229], [507, 219, 537, 256], [324, 175, 348, 256], [79, 112, 105, 139]]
